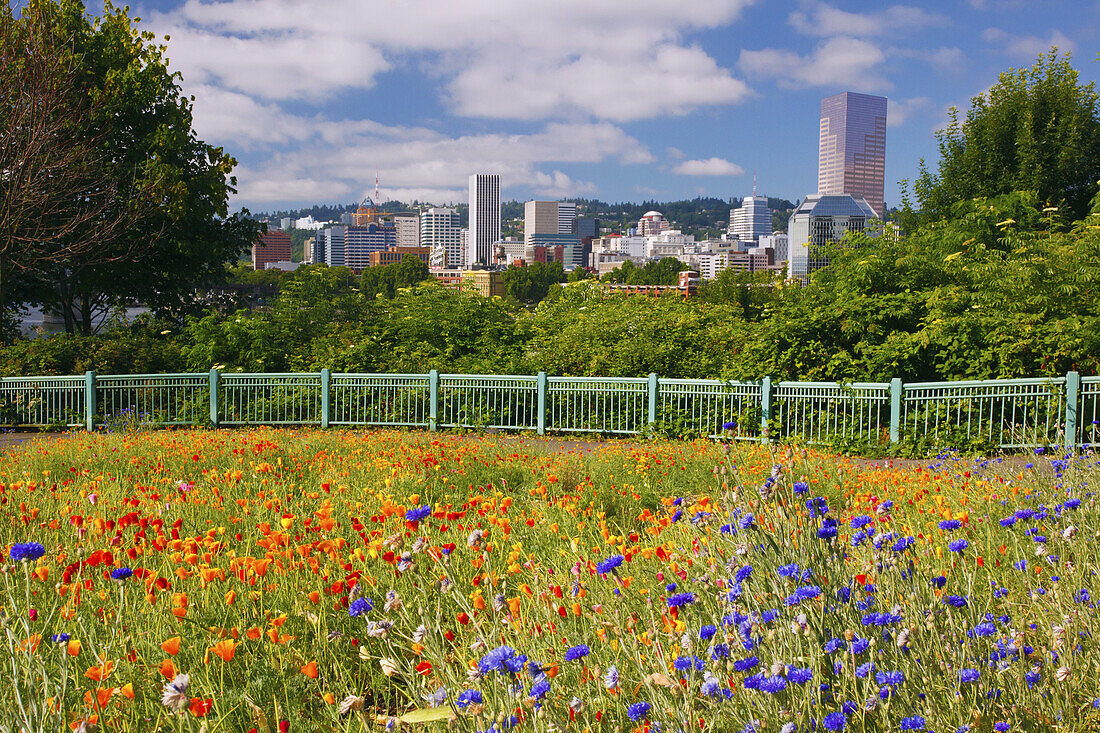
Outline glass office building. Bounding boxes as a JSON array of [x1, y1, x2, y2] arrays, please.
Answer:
[[818, 92, 887, 219]]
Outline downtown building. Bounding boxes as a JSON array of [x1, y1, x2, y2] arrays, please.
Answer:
[[730, 193, 772, 242], [345, 222, 397, 272], [422, 208, 463, 269], [787, 194, 877, 281], [252, 230, 292, 270], [818, 91, 887, 219], [467, 174, 501, 268]]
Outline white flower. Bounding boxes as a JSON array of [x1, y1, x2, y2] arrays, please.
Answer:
[[412, 624, 428, 644], [384, 591, 402, 613], [1056, 666, 1071, 681], [380, 658, 399, 677], [338, 695, 365, 714], [161, 673, 190, 713], [1062, 525, 1077, 540]]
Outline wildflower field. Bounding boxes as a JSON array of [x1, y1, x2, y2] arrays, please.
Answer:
[[0, 428, 1097, 733]]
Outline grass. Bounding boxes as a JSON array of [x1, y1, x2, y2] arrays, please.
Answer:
[[0, 427, 1096, 732]]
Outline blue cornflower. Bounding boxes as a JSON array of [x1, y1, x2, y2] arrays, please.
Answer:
[[604, 665, 620, 690], [959, 669, 981, 683], [939, 519, 962, 531], [10, 543, 45, 562], [850, 515, 874, 529], [671, 510, 683, 523], [851, 637, 870, 654], [931, 575, 947, 588], [797, 585, 821, 600], [564, 645, 589, 662], [348, 597, 374, 617], [673, 655, 693, 672], [456, 689, 483, 709], [818, 519, 838, 540], [733, 656, 759, 673], [876, 670, 904, 686], [823, 712, 847, 731], [529, 678, 550, 699], [892, 536, 916, 552], [823, 638, 845, 653], [700, 624, 717, 640], [596, 555, 624, 574], [1064, 498, 1081, 510], [405, 505, 432, 523], [778, 563, 800, 578], [787, 668, 813, 684], [51, 633, 70, 643], [948, 539, 969, 553], [735, 565, 753, 583], [1076, 589, 1091, 604], [710, 643, 730, 660], [900, 716, 926, 731], [993, 723, 1009, 732], [722, 421, 737, 431], [759, 675, 787, 693], [793, 481, 809, 494], [667, 592, 696, 608], [1025, 671, 1041, 689], [110, 567, 133, 581], [973, 622, 996, 637], [479, 645, 518, 673], [739, 513, 755, 530], [855, 662, 875, 679], [943, 595, 968, 608], [627, 701, 651, 721]]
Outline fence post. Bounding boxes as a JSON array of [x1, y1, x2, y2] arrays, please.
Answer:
[[429, 370, 439, 432], [760, 376, 772, 443], [889, 377, 903, 444], [84, 371, 96, 432], [537, 372, 548, 436], [320, 369, 331, 428], [209, 369, 220, 428], [647, 373, 659, 430], [1065, 370, 1080, 450]]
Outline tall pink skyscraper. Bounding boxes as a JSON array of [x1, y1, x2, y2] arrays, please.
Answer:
[[818, 92, 887, 218]]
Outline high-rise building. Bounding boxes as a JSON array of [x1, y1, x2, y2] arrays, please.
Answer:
[[818, 91, 887, 219], [393, 213, 421, 248], [787, 194, 877, 281], [467, 174, 501, 268], [557, 202, 576, 234], [345, 223, 397, 271], [421, 208, 462, 269], [730, 192, 772, 242], [307, 231, 326, 264], [638, 211, 669, 237], [252, 230, 292, 270], [524, 201, 559, 243], [324, 226, 346, 268]]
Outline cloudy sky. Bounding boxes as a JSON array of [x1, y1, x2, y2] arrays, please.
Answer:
[[123, 0, 1099, 211]]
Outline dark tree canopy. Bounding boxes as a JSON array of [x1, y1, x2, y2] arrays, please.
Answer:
[[904, 50, 1100, 227]]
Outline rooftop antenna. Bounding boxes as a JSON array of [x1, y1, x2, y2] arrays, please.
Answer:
[[374, 171, 380, 204], [753, 173, 757, 197]]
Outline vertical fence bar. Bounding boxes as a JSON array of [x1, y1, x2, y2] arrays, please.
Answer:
[[889, 377, 902, 444], [429, 370, 439, 432], [1065, 370, 1080, 449], [647, 373, 658, 430], [84, 371, 96, 432], [209, 369, 220, 428], [537, 372, 548, 436], [320, 369, 331, 428], [760, 376, 772, 443]]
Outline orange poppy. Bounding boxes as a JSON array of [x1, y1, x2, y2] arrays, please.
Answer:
[[161, 637, 181, 656], [300, 661, 318, 678], [211, 638, 236, 662]]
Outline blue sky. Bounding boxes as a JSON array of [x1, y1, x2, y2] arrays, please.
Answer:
[[124, 0, 1100, 212]]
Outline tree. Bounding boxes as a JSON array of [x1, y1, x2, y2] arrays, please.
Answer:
[[0, 6, 142, 339], [9, 0, 260, 334], [904, 50, 1100, 227]]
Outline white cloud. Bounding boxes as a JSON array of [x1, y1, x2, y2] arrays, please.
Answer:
[[887, 97, 932, 127], [982, 28, 1075, 60], [788, 1, 945, 38], [216, 115, 654, 207], [672, 157, 744, 176], [739, 37, 890, 92], [891, 46, 967, 73], [149, 0, 756, 120]]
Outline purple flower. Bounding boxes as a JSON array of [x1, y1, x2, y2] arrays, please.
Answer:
[[667, 592, 696, 608], [456, 689, 482, 709], [959, 669, 980, 683], [596, 555, 624, 575], [405, 505, 432, 523], [10, 543, 45, 562], [938, 519, 962, 531], [627, 701, 651, 721], [900, 717, 925, 731], [787, 668, 813, 684], [564, 644, 589, 662], [348, 597, 374, 617], [110, 567, 133, 581], [759, 675, 787, 693], [948, 539, 969, 553], [823, 712, 846, 731]]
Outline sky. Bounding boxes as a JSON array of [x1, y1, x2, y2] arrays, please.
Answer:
[[117, 0, 1100, 212]]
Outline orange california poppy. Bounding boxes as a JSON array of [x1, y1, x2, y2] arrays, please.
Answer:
[[211, 638, 236, 662]]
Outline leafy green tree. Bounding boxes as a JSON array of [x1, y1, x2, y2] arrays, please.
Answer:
[[500, 262, 566, 304], [904, 50, 1100, 227], [14, 0, 259, 333]]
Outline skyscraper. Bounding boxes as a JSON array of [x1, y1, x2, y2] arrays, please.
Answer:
[[730, 187, 772, 242], [557, 202, 576, 234], [524, 201, 559, 243], [422, 208, 462, 268], [818, 92, 887, 219], [467, 174, 501, 268], [787, 194, 877, 282]]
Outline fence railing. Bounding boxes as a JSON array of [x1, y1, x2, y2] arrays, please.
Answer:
[[0, 370, 1095, 450]]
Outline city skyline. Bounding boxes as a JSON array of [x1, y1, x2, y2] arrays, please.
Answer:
[[123, 0, 1098, 210]]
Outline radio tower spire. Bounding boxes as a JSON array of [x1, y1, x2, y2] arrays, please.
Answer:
[[753, 173, 757, 197]]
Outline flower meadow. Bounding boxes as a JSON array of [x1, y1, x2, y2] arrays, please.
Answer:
[[0, 429, 1098, 733]]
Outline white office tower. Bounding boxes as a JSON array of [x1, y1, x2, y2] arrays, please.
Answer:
[[421, 208, 462, 269], [557, 202, 576, 234], [524, 201, 559, 243], [787, 194, 877, 281], [467, 174, 501, 268], [730, 193, 772, 242], [393, 213, 420, 247], [323, 226, 346, 267], [757, 233, 789, 262]]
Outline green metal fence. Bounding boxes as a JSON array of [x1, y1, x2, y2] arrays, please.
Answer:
[[0, 370, 1094, 450]]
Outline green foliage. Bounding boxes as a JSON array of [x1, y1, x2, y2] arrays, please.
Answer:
[[500, 262, 566, 304], [600, 257, 689, 285], [904, 50, 1100, 227]]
